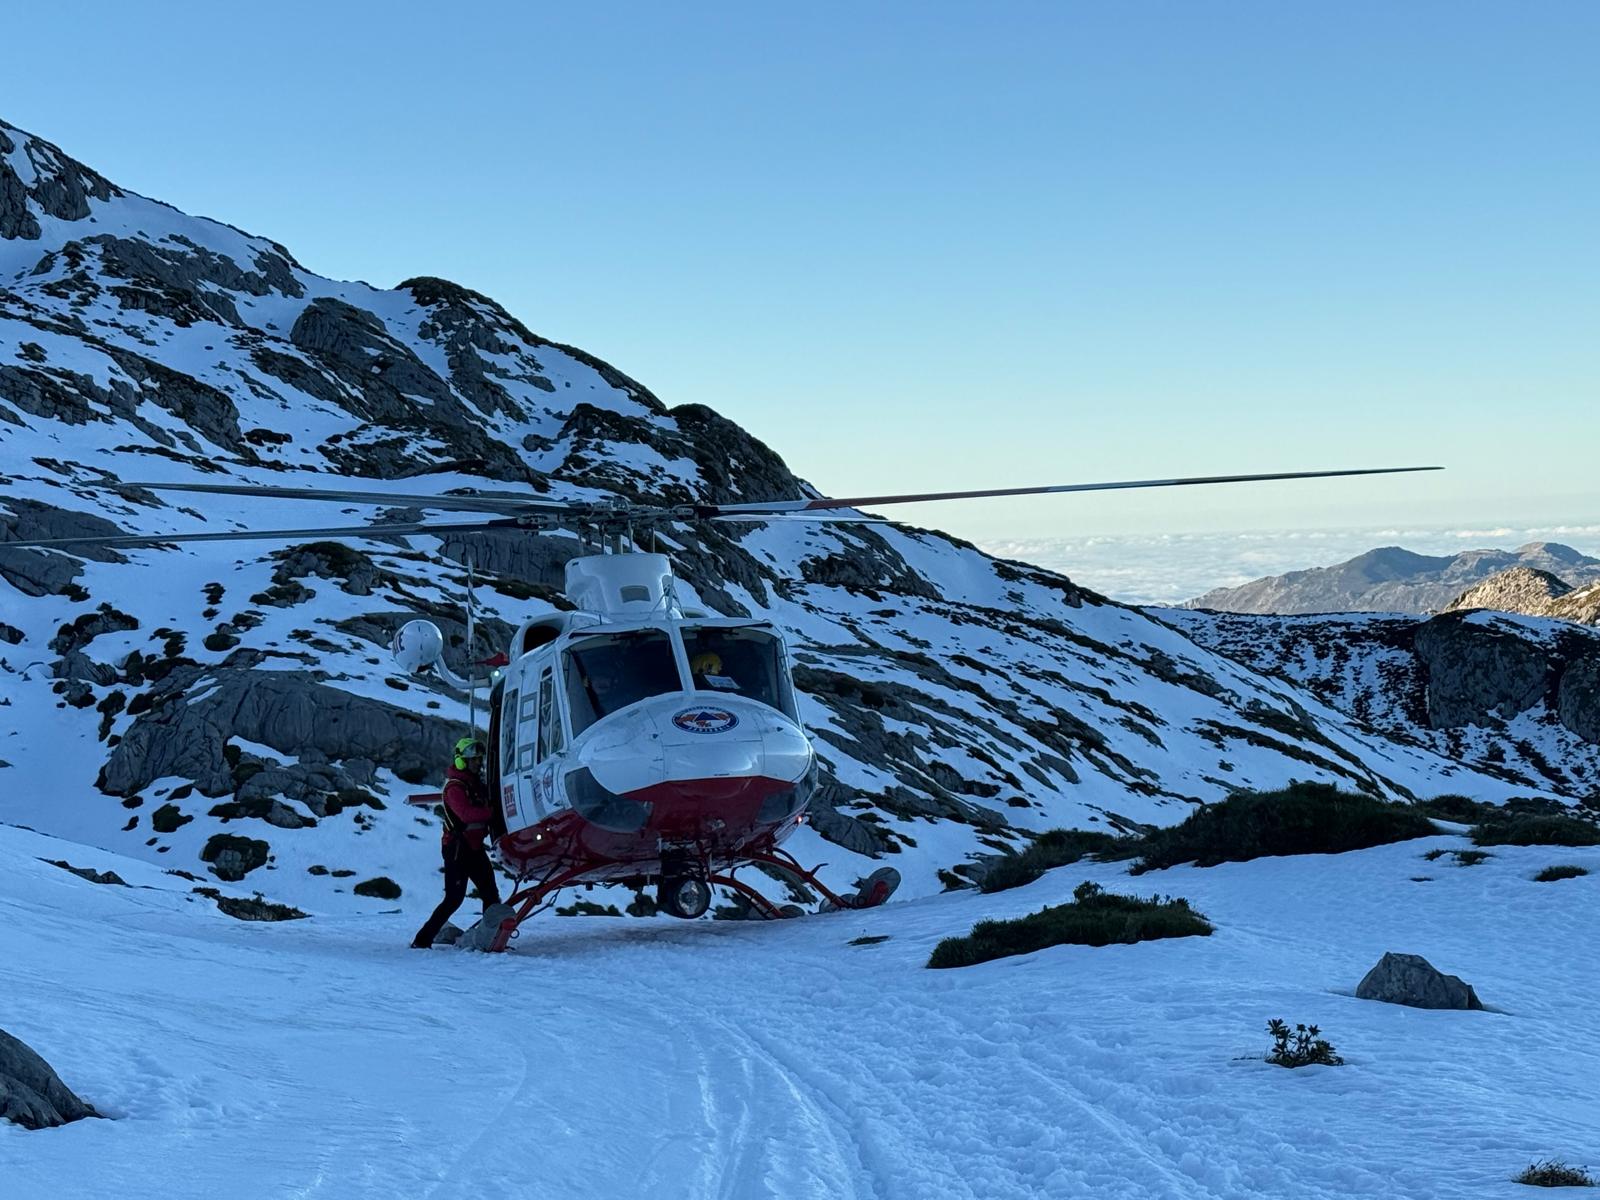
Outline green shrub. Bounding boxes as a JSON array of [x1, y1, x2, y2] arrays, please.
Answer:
[[979, 828, 1143, 894], [1265, 1019, 1344, 1068], [927, 881, 1212, 969], [1472, 815, 1600, 848], [1416, 794, 1496, 823], [1134, 782, 1438, 873], [1515, 1160, 1595, 1187], [1534, 865, 1590, 883]]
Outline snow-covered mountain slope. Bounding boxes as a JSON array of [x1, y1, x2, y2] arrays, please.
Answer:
[[0, 116, 1561, 917], [1185, 542, 1600, 616], [5, 819, 1597, 1199], [1165, 608, 1600, 799]]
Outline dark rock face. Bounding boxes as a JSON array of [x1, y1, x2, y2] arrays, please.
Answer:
[[0, 498, 127, 597], [202, 833, 270, 880], [101, 669, 463, 797], [1414, 613, 1552, 728], [1558, 656, 1600, 744], [0, 1028, 98, 1129], [1355, 952, 1484, 1010]]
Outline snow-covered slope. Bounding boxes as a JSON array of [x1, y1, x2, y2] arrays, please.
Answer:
[[0, 116, 1563, 918], [1165, 608, 1600, 798], [4, 819, 1597, 1199]]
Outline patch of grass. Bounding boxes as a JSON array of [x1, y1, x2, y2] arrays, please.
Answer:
[[1515, 1160, 1596, 1187], [1534, 865, 1590, 883], [849, 935, 891, 946], [1416, 794, 1496, 824], [1454, 849, 1492, 867], [1423, 848, 1448, 861], [979, 828, 1143, 894], [1472, 815, 1600, 848], [1266, 1019, 1343, 1068], [1133, 781, 1438, 873], [927, 881, 1212, 969]]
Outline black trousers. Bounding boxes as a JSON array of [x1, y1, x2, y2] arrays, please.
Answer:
[[413, 838, 502, 946]]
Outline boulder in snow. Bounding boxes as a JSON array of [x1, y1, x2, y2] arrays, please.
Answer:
[[0, 1028, 98, 1130], [1355, 952, 1484, 1010]]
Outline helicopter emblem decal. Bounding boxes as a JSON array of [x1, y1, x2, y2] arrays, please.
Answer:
[[672, 707, 740, 735]]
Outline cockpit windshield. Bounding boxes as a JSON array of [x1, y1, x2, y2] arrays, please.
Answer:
[[564, 630, 682, 735], [683, 626, 793, 717]]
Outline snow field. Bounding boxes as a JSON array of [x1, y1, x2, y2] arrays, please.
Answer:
[[4, 820, 1596, 1200]]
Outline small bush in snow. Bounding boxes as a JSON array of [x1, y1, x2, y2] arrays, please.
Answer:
[[979, 828, 1142, 894], [1416, 794, 1496, 823], [1472, 814, 1600, 848], [926, 881, 1212, 969], [1265, 1019, 1344, 1068], [1454, 850, 1491, 867], [353, 876, 402, 900], [1533, 865, 1589, 883], [1133, 782, 1438, 873], [1515, 1160, 1596, 1187]]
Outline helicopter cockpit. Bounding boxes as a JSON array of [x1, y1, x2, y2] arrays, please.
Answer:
[[560, 621, 798, 737]]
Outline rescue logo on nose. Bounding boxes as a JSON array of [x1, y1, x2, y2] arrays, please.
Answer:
[[672, 707, 740, 734]]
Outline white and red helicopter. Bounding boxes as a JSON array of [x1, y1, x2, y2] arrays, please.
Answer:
[[10, 466, 1438, 950]]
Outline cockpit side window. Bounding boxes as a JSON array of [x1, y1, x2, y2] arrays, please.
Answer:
[[683, 627, 793, 717], [564, 630, 683, 735]]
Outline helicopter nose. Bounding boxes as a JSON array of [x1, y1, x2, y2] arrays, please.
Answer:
[[581, 694, 812, 794]]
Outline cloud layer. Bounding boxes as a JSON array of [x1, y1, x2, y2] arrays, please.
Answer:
[[985, 523, 1600, 606]]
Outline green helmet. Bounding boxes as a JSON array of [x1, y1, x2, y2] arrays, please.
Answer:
[[453, 736, 486, 770]]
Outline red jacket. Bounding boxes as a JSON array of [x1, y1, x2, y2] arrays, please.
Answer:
[[441, 766, 493, 848]]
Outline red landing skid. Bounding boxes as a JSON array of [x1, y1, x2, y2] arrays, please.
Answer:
[[485, 847, 901, 953]]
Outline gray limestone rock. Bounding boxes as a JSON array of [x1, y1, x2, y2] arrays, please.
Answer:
[[1558, 656, 1600, 745], [0, 498, 127, 597], [1414, 613, 1551, 728], [0, 1028, 98, 1129], [1355, 951, 1484, 1010], [101, 668, 463, 797]]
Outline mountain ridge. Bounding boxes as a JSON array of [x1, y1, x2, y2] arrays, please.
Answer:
[[1185, 540, 1600, 615]]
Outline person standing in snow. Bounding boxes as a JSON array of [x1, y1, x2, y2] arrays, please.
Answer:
[[411, 737, 503, 949]]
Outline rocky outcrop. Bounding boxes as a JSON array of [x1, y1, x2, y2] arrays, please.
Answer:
[[1443, 566, 1573, 616], [1445, 567, 1600, 628], [1355, 952, 1484, 1010], [1413, 613, 1553, 728], [1187, 543, 1600, 615], [0, 1028, 98, 1129], [101, 668, 463, 797]]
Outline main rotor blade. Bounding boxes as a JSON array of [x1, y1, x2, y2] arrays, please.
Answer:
[[2, 517, 525, 551], [698, 466, 1443, 516], [126, 480, 570, 514], [709, 514, 892, 524]]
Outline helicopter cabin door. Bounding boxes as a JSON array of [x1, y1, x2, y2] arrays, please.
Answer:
[[500, 660, 568, 829]]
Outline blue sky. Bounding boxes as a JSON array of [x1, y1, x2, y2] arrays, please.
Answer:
[[5, 1, 1597, 543]]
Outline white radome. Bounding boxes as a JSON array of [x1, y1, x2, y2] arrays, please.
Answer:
[[391, 619, 444, 674]]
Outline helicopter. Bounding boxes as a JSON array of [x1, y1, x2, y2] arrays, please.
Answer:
[[7, 465, 1440, 950]]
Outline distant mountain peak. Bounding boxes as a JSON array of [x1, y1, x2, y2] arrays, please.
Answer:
[[1186, 540, 1600, 616]]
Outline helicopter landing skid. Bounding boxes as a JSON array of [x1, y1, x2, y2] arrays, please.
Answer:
[[719, 847, 902, 920], [480, 850, 901, 950]]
